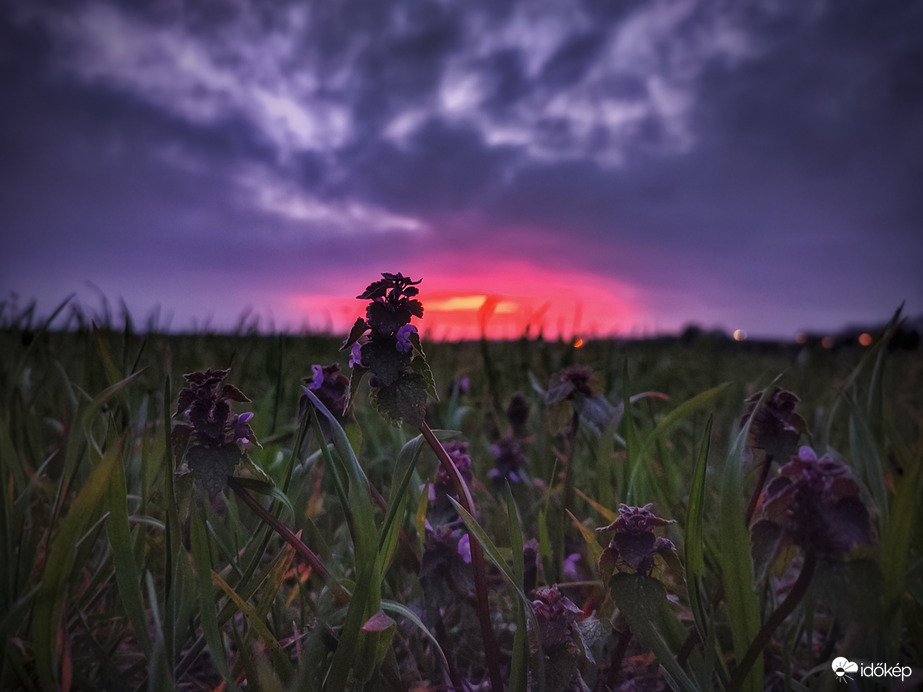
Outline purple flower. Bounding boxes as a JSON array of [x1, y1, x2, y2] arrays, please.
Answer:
[[528, 587, 590, 690], [170, 369, 259, 497], [307, 364, 325, 390], [426, 441, 474, 524], [359, 272, 424, 335], [172, 369, 255, 449], [545, 365, 602, 404], [530, 586, 584, 654], [457, 532, 471, 564], [395, 323, 417, 353], [487, 435, 527, 484], [751, 446, 873, 573], [348, 341, 363, 368], [563, 553, 582, 582], [596, 503, 678, 579], [420, 524, 473, 605], [341, 272, 432, 426], [233, 411, 255, 444], [300, 363, 350, 422], [741, 386, 807, 462]]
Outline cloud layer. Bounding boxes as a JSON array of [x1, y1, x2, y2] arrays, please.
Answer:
[[1, 0, 921, 338]]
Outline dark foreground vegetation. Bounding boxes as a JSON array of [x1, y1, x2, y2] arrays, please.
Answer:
[[1, 286, 921, 691]]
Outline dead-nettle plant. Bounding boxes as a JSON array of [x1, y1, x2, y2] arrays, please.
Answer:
[[730, 446, 875, 690], [171, 368, 345, 603], [337, 272, 506, 691]]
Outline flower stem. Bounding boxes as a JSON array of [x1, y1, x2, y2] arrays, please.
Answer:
[[228, 476, 349, 607], [728, 552, 817, 692], [744, 453, 774, 527], [420, 421, 505, 692]]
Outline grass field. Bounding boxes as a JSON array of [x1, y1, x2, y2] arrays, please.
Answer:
[[1, 290, 921, 691]]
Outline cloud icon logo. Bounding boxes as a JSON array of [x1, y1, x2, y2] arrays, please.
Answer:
[[831, 657, 858, 682]]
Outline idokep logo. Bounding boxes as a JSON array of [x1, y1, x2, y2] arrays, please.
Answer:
[[831, 657, 858, 683], [831, 657, 913, 684]]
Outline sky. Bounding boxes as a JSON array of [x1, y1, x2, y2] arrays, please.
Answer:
[[1, 0, 921, 341]]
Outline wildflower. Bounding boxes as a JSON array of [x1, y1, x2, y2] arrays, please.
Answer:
[[751, 446, 873, 575], [487, 435, 527, 484], [420, 523, 473, 612], [529, 586, 594, 691], [171, 369, 258, 497], [545, 365, 602, 404], [359, 271, 423, 335], [456, 532, 471, 564], [532, 586, 583, 651], [348, 341, 364, 368], [425, 440, 474, 524], [506, 392, 531, 438], [301, 363, 349, 421], [233, 412, 254, 445], [340, 272, 434, 426], [596, 503, 679, 581], [395, 324, 417, 353], [546, 364, 618, 433], [563, 553, 582, 582], [741, 386, 807, 462]]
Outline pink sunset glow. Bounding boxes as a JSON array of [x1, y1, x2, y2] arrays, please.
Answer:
[[289, 260, 639, 342]]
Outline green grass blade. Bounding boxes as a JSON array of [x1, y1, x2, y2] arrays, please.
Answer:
[[846, 394, 889, 527], [720, 407, 766, 692], [377, 434, 425, 572], [231, 477, 295, 518], [106, 438, 153, 658], [685, 416, 713, 643], [380, 600, 451, 678], [881, 442, 922, 658], [636, 383, 730, 464], [212, 569, 294, 681], [32, 436, 121, 689], [449, 496, 545, 690], [303, 388, 378, 565], [506, 485, 529, 692], [189, 505, 234, 685], [566, 508, 603, 569]]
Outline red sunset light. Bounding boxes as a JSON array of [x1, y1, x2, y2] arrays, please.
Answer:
[[289, 261, 637, 341]]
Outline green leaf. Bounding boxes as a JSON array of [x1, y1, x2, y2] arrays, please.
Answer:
[[239, 451, 274, 485], [340, 317, 368, 350], [409, 330, 439, 401], [372, 372, 428, 427], [609, 573, 697, 691], [185, 444, 241, 497]]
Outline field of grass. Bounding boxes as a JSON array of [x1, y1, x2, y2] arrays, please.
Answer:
[[1, 290, 921, 691]]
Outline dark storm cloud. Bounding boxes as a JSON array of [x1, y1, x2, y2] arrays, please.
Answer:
[[1, 0, 921, 335]]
